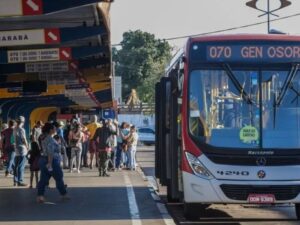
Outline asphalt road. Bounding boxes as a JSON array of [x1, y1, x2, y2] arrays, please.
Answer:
[[136, 145, 300, 225]]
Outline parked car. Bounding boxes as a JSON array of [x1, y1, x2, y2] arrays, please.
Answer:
[[137, 127, 155, 145]]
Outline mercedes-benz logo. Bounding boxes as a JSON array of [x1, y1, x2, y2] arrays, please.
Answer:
[[256, 157, 267, 166], [257, 170, 266, 179]]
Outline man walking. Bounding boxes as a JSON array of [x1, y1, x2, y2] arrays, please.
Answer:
[[14, 116, 29, 186], [93, 120, 117, 177]]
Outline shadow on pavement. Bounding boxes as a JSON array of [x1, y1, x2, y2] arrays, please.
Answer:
[[165, 201, 298, 225], [0, 186, 162, 222]]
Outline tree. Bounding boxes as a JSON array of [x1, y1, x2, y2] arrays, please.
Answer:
[[113, 30, 172, 103]]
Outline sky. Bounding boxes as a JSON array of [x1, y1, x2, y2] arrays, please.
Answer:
[[111, 0, 300, 49]]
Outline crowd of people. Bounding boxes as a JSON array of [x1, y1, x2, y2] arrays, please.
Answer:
[[0, 115, 139, 203]]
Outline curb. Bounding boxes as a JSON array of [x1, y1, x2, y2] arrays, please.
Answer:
[[137, 164, 176, 225]]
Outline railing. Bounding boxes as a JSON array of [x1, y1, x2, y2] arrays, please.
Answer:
[[117, 103, 155, 114]]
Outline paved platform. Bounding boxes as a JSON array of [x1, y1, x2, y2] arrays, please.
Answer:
[[0, 162, 168, 225]]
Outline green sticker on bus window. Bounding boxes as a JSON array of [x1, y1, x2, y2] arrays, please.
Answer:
[[239, 126, 259, 144]]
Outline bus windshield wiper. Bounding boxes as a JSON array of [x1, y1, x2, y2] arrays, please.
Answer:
[[223, 64, 253, 104], [275, 64, 300, 107], [290, 84, 300, 104]]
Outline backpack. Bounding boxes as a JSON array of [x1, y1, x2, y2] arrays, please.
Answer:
[[10, 132, 15, 145]]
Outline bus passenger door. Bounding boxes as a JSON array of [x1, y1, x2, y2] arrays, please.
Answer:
[[155, 77, 170, 186], [155, 73, 182, 202], [167, 75, 181, 202]]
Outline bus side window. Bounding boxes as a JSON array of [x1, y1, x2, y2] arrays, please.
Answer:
[[178, 57, 184, 97], [177, 58, 185, 139]]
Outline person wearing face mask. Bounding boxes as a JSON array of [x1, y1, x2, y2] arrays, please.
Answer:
[[37, 122, 69, 203]]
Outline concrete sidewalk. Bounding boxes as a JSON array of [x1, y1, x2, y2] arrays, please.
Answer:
[[0, 167, 167, 225]]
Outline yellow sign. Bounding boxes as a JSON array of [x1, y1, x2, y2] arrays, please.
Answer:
[[239, 125, 259, 143]]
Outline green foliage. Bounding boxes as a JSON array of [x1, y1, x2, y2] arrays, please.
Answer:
[[113, 30, 172, 103]]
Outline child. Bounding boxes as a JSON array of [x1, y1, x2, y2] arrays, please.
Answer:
[[27, 142, 41, 188]]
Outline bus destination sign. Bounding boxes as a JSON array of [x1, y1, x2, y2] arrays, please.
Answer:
[[199, 44, 300, 63]]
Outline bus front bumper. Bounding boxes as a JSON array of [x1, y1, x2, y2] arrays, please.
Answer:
[[183, 171, 300, 204]]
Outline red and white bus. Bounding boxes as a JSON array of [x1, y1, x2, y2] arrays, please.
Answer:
[[155, 34, 300, 220]]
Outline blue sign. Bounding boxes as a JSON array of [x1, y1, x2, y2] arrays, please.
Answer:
[[191, 42, 300, 63], [102, 109, 115, 119]]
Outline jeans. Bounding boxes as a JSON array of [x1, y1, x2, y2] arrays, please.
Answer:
[[37, 157, 67, 196], [128, 147, 137, 170], [115, 143, 123, 169], [81, 141, 89, 167], [6, 150, 15, 174], [70, 147, 82, 171], [61, 146, 68, 168], [125, 148, 132, 169], [14, 155, 26, 184]]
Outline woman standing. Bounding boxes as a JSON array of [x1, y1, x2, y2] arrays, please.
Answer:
[[127, 126, 139, 170], [37, 123, 68, 203], [68, 122, 83, 173]]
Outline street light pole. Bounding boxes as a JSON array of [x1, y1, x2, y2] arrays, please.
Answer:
[[246, 0, 292, 34]]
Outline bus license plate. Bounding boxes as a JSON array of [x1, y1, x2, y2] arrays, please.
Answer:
[[248, 194, 275, 204]]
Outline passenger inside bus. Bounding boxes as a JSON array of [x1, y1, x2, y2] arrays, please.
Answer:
[[221, 85, 242, 128]]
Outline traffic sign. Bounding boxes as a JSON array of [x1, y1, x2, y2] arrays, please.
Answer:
[[44, 28, 60, 44], [22, 0, 43, 16], [0, 28, 60, 47], [0, 46, 107, 64], [0, 58, 110, 74], [0, 26, 105, 47], [0, 0, 104, 17], [59, 48, 72, 61], [25, 61, 69, 73], [7, 48, 72, 63]]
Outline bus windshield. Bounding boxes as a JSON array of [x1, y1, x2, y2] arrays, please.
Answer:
[[189, 66, 300, 149]]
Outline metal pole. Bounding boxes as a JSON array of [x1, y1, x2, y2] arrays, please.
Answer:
[[267, 0, 270, 33], [112, 62, 116, 100]]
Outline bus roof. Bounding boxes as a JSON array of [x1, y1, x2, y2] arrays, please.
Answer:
[[189, 34, 300, 43]]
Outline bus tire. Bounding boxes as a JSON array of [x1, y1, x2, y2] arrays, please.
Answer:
[[183, 203, 208, 220], [295, 203, 300, 220]]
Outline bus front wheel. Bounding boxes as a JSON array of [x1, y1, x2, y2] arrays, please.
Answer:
[[295, 204, 300, 220], [183, 203, 208, 220]]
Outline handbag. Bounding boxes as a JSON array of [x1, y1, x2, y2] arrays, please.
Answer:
[[122, 142, 128, 151]]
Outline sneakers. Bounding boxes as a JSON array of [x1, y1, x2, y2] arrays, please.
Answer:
[[103, 173, 110, 177], [61, 195, 71, 201], [77, 169, 80, 174], [37, 196, 46, 203], [18, 183, 28, 187]]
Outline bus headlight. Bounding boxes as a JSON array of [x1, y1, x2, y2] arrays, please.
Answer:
[[185, 152, 214, 180]]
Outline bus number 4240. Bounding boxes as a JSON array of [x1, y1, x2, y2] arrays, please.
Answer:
[[217, 170, 250, 176]]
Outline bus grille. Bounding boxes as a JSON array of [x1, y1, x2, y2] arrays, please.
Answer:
[[220, 184, 300, 201], [206, 154, 300, 166]]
